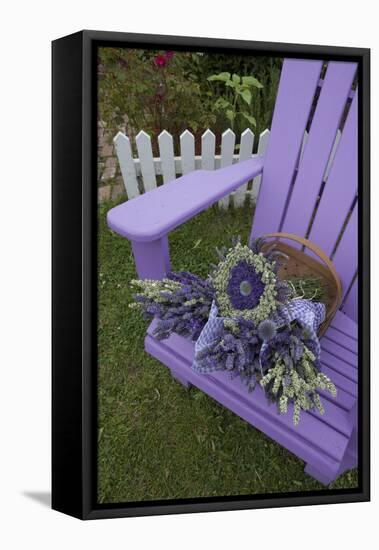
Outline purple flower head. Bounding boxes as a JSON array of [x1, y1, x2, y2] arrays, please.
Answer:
[[258, 319, 277, 342], [226, 260, 265, 310]]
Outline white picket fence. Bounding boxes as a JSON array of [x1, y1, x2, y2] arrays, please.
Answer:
[[113, 127, 341, 209]]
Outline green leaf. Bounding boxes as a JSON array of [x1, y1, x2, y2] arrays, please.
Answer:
[[240, 89, 252, 105], [241, 112, 257, 126], [242, 76, 264, 88], [213, 97, 231, 110], [232, 74, 240, 85], [226, 110, 235, 123], [207, 72, 231, 82]]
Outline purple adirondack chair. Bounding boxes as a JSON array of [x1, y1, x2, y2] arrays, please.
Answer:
[[107, 59, 358, 485]]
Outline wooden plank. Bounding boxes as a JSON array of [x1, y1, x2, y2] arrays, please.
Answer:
[[218, 129, 236, 209], [307, 91, 358, 256], [113, 132, 139, 199], [281, 62, 357, 240], [320, 349, 358, 382], [318, 384, 355, 412], [234, 129, 254, 207], [332, 203, 358, 303], [158, 130, 176, 183], [330, 309, 357, 339], [320, 365, 357, 399], [135, 130, 157, 191], [322, 338, 357, 369], [251, 129, 270, 202], [305, 390, 352, 436], [201, 129, 216, 170], [342, 277, 358, 320], [326, 327, 358, 354], [251, 59, 323, 238], [180, 130, 195, 175], [324, 130, 342, 181]]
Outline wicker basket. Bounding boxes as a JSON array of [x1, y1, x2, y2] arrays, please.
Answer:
[[260, 232, 342, 337]]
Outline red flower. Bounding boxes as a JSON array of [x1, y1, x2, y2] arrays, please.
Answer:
[[165, 51, 174, 60], [154, 55, 167, 67]]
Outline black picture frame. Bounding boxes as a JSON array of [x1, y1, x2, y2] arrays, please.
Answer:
[[52, 30, 370, 520]]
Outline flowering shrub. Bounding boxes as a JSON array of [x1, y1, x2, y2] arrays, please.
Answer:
[[98, 48, 216, 144], [97, 48, 282, 151]]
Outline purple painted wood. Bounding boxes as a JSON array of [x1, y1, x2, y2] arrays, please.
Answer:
[[320, 350, 357, 383], [250, 59, 322, 238], [330, 310, 357, 339], [319, 366, 356, 408], [326, 326, 358, 354], [145, 319, 356, 485], [343, 278, 358, 319], [131, 237, 170, 279], [307, 92, 358, 256], [332, 203, 358, 306], [322, 337, 357, 368], [281, 62, 357, 239], [107, 158, 263, 242]]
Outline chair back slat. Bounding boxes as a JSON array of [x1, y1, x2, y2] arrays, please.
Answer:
[[250, 59, 322, 237], [332, 203, 358, 312], [281, 62, 357, 239], [307, 91, 358, 256], [342, 278, 357, 320], [249, 58, 358, 321]]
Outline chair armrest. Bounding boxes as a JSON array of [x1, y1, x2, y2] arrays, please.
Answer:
[[107, 157, 264, 242]]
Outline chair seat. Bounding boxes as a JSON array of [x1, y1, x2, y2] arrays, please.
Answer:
[[145, 309, 357, 485]]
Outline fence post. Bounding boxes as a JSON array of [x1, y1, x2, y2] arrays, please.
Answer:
[[234, 129, 255, 207], [201, 129, 216, 170], [180, 130, 195, 174], [218, 129, 236, 209], [135, 131, 157, 191], [158, 130, 176, 183], [113, 132, 139, 199], [251, 129, 270, 202]]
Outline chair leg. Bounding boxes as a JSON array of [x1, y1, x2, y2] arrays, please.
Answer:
[[336, 426, 358, 476], [131, 236, 170, 280], [304, 463, 336, 486], [304, 423, 358, 486], [170, 370, 191, 389]]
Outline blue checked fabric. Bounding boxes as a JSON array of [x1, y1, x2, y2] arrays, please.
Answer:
[[192, 299, 325, 373]]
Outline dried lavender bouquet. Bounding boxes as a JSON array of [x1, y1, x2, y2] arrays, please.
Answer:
[[130, 271, 214, 341], [130, 237, 336, 424]]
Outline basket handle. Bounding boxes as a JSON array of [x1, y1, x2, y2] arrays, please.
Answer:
[[262, 232, 343, 308]]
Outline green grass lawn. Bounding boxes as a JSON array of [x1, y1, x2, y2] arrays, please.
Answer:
[[97, 198, 358, 504]]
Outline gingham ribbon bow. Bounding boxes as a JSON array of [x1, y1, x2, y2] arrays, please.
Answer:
[[192, 299, 325, 374]]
